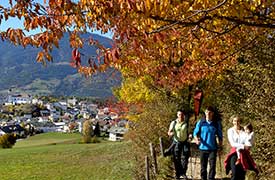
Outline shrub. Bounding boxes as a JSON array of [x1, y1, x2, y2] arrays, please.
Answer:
[[124, 97, 178, 179], [82, 119, 93, 143], [0, 134, 17, 148], [156, 156, 174, 180], [90, 136, 100, 143]]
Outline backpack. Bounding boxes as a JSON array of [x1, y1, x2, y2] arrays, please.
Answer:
[[172, 117, 189, 139], [164, 118, 190, 157]]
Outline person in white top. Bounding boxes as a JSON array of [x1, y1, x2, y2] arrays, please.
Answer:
[[244, 123, 254, 147], [225, 116, 259, 180], [227, 116, 248, 153], [225, 115, 247, 180], [235, 123, 254, 165]]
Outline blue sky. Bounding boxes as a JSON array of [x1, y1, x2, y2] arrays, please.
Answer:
[[0, 1, 113, 38]]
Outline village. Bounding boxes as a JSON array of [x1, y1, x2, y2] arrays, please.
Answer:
[[0, 93, 129, 142]]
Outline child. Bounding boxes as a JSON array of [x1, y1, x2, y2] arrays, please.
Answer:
[[244, 123, 255, 148], [235, 123, 254, 165]]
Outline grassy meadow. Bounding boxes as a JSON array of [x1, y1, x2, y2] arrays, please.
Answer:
[[0, 133, 134, 180]]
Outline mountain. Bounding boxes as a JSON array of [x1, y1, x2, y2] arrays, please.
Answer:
[[0, 33, 121, 98]]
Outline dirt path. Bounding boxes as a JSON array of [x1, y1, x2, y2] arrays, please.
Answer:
[[185, 146, 230, 180]]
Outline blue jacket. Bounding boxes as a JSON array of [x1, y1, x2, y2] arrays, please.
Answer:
[[193, 119, 223, 151]]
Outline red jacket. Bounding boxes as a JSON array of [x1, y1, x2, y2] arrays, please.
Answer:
[[224, 147, 258, 174]]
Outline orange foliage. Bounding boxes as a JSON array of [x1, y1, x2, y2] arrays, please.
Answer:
[[0, 0, 274, 89]]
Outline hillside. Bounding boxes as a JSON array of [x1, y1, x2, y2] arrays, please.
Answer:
[[0, 33, 121, 98]]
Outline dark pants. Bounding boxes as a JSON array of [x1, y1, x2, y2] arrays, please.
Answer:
[[200, 150, 217, 180], [173, 141, 190, 178], [230, 154, 246, 180]]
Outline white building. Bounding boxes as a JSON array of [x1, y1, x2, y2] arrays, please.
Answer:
[[67, 97, 77, 107], [6, 94, 32, 105], [108, 126, 128, 141], [0, 129, 6, 136], [32, 98, 43, 105]]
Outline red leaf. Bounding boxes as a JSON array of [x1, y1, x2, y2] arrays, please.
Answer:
[[71, 48, 81, 67]]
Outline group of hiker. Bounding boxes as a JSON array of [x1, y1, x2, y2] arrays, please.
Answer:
[[165, 106, 259, 180]]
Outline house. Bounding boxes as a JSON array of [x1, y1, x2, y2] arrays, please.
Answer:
[[37, 124, 56, 133], [33, 121, 62, 133], [0, 124, 26, 138], [40, 109, 50, 117], [24, 114, 32, 119], [6, 93, 32, 105], [97, 108, 105, 115], [32, 98, 43, 105], [109, 112, 119, 120], [108, 126, 128, 141], [67, 97, 77, 107], [87, 103, 98, 113], [38, 116, 50, 122], [103, 107, 109, 114], [53, 122, 68, 133], [79, 110, 90, 119], [53, 102, 67, 111], [0, 129, 6, 136], [49, 110, 61, 122], [96, 113, 110, 121]]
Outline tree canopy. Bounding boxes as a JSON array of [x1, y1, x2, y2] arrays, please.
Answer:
[[1, 0, 274, 90], [2, 1, 275, 178]]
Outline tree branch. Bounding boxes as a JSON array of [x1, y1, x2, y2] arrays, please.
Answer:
[[192, 0, 228, 13], [147, 15, 211, 34], [148, 0, 228, 34], [215, 15, 275, 29], [198, 23, 239, 36]]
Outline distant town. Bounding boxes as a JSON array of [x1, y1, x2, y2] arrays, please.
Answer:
[[0, 92, 129, 142]]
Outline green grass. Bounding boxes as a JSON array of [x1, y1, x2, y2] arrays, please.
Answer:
[[0, 133, 134, 180]]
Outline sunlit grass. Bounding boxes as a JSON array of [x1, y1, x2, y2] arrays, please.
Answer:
[[0, 132, 133, 180]]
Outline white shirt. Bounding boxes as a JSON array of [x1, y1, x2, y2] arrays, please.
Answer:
[[227, 127, 246, 150], [244, 131, 255, 147]]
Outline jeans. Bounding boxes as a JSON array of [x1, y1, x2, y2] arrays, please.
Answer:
[[200, 150, 217, 180], [173, 141, 190, 178], [230, 154, 246, 180]]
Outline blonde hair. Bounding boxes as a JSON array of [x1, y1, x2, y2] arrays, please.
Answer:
[[229, 115, 241, 123]]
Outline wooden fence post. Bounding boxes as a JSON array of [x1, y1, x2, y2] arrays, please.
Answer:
[[145, 155, 150, 180], [149, 143, 158, 175], [159, 137, 164, 157]]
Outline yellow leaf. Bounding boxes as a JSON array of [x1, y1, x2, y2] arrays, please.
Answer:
[[36, 51, 44, 62], [145, 0, 151, 12], [213, 20, 218, 26], [191, 49, 196, 58]]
